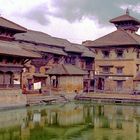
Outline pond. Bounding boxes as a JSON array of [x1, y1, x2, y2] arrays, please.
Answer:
[[0, 102, 140, 140]]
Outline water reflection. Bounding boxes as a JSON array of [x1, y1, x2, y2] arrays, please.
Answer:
[[0, 103, 140, 140]]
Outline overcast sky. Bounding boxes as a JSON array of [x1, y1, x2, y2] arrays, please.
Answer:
[[0, 0, 140, 43]]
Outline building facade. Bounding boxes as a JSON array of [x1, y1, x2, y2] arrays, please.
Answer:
[[83, 10, 140, 93], [15, 30, 95, 94], [0, 16, 40, 107]]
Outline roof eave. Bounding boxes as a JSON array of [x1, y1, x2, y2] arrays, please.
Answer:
[[85, 44, 140, 48]]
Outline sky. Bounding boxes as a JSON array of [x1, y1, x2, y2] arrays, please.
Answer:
[[0, 0, 140, 43]]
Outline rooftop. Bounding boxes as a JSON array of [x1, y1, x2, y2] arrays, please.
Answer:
[[110, 11, 140, 24], [15, 30, 94, 57], [83, 29, 140, 47], [0, 16, 27, 33], [15, 30, 84, 53], [46, 64, 88, 76], [0, 40, 41, 58]]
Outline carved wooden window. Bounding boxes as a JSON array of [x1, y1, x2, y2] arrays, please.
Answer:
[[85, 59, 93, 69], [116, 50, 124, 58], [102, 67, 110, 73], [116, 67, 123, 74], [102, 50, 110, 58], [65, 56, 76, 65]]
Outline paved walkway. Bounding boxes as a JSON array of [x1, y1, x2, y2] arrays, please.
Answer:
[[85, 93, 140, 99], [76, 93, 140, 103]]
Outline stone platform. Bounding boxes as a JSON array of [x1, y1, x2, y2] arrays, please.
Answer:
[[75, 93, 140, 104], [0, 89, 27, 109]]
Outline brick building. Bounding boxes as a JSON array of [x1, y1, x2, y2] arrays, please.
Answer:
[[0, 16, 40, 107], [83, 10, 140, 93], [15, 30, 94, 93]]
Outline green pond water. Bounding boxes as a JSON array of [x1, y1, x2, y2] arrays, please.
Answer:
[[0, 102, 140, 140]]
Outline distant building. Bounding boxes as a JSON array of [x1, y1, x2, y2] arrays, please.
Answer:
[[83, 10, 140, 93], [0, 17, 40, 91], [47, 64, 87, 93], [15, 30, 95, 93], [0, 16, 40, 108]]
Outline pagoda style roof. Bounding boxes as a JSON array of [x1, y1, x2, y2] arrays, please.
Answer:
[[36, 46, 67, 56], [46, 64, 88, 76], [83, 29, 140, 47], [21, 44, 67, 56], [15, 30, 94, 57], [72, 43, 94, 58], [65, 43, 83, 53], [15, 30, 83, 53], [0, 40, 41, 58], [0, 17, 27, 32], [110, 13, 140, 25], [15, 30, 70, 48]]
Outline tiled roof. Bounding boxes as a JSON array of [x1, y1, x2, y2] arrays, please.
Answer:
[[20, 43, 67, 56], [0, 17, 27, 32], [83, 29, 140, 47], [110, 14, 140, 24], [0, 41, 41, 58], [73, 43, 94, 58], [46, 64, 88, 75], [15, 30, 85, 53], [15, 30, 94, 57], [65, 43, 83, 53], [33, 73, 48, 78], [15, 30, 70, 48], [36, 46, 67, 56]]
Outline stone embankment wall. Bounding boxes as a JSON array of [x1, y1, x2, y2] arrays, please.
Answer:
[[0, 89, 27, 109]]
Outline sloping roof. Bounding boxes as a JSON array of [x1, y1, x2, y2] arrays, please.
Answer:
[[20, 43, 67, 56], [0, 16, 27, 32], [65, 43, 83, 53], [110, 14, 140, 24], [33, 73, 48, 78], [36, 46, 67, 56], [15, 30, 70, 48], [81, 51, 94, 58], [46, 64, 88, 75], [0, 41, 41, 58], [72, 43, 94, 58], [15, 30, 84, 53], [83, 29, 140, 47]]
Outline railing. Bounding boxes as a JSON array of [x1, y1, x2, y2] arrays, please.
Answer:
[[0, 84, 20, 89]]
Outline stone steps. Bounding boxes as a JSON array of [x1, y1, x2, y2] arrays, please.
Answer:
[[26, 94, 69, 106]]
